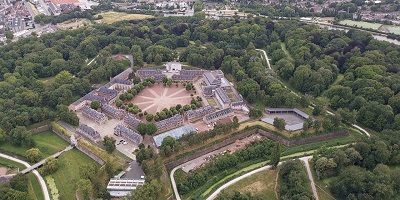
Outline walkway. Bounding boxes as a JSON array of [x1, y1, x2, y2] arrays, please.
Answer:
[[0, 153, 50, 200], [21, 145, 73, 174], [256, 48, 370, 137], [299, 156, 319, 200]]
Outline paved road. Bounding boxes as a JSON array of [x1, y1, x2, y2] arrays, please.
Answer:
[[21, 145, 73, 174], [0, 153, 50, 200], [256, 48, 370, 138], [170, 166, 182, 200], [256, 49, 272, 70], [299, 156, 319, 200]]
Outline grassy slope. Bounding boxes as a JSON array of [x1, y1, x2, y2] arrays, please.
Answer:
[[27, 173, 45, 200], [47, 149, 99, 200], [222, 168, 279, 199], [0, 157, 26, 170], [0, 131, 69, 159]]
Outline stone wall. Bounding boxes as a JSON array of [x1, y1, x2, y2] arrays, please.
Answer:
[[30, 125, 51, 135]]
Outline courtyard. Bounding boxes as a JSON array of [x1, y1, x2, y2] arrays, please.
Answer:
[[131, 84, 196, 114]]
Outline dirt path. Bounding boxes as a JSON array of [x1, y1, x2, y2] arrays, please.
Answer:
[[299, 156, 319, 200]]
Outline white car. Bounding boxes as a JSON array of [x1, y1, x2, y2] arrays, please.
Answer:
[[123, 141, 128, 145]]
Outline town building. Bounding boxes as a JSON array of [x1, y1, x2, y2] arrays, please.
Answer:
[[76, 124, 102, 142], [180, 69, 205, 76], [155, 114, 184, 133], [101, 104, 127, 120], [124, 114, 142, 131], [203, 70, 223, 87], [165, 61, 182, 71], [81, 106, 108, 124], [264, 108, 309, 120], [137, 69, 165, 81], [203, 107, 234, 124], [68, 94, 106, 112], [215, 88, 231, 109], [202, 85, 216, 97], [109, 79, 133, 90], [231, 101, 249, 114], [171, 74, 195, 82], [96, 86, 119, 104], [114, 124, 142, 144], [184, 105, 215, 122], [107, 162, 145, 197]]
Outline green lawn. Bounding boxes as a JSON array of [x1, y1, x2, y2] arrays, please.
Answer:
[[0, 131, 69, 159], [47, 149, 99, 200], [27, 173, 45, 200], [339, 20, 382, 30], [221, 168, 279, 199]]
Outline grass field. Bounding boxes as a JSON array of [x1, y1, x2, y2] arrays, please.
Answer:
[[207, 98, 217, 107], [96, 11, 153, 24], [339, 20, 382, 30], [221, 168, 279, 199], [386, 26, 400, 35], [27, 173, 45, 200], [280, 42, 294, 62], [0, 131, 69, 159], [47, 149, 99, 200]]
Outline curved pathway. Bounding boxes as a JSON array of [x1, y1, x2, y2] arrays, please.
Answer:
[[256, 49, 370, 137], [0, 153, 50, 200]]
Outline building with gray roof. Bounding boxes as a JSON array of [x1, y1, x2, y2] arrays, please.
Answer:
[[203, 70, 223, 87], [101, 104, 126, 120], [107, 161, 146, 197], [124, 114, 142, 130], [77, 124, 101, 142], [203, 107, 234, 124], [215, 88, 231, 109], [81, 106, 108, 124], [171, 74, 195, 81], [262, 108, 311, 131], [114, 124, 142, 144], [184, 105, 215, 122], [153, 124, 197, 147], [155, 114, 184, 134], [180, 70, 204, 76]]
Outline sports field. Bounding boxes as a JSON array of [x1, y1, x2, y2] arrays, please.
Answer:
[[339, 20, 382, 30], [96, 11, 153, 24]]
